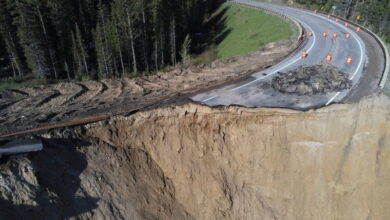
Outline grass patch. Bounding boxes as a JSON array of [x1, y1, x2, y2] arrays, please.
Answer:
[[215, 3, 293, 59], [0, 78, 30, 91], [0, 77, 56, 91]]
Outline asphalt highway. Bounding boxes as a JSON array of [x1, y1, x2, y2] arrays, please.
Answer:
[[191, 0, 375, 110]]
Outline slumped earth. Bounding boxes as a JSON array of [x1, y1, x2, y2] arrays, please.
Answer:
[[0, 40, 296, 136]]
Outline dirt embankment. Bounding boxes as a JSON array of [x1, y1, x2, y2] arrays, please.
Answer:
[[0, 40, 297, 136], [1, 95, 390, 219]]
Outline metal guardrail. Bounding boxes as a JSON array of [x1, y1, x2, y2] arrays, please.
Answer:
[[228, 0, 304, 41]]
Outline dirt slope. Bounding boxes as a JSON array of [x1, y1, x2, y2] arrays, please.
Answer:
[[0, 40, 297, 136], [1, 95, 390, 219]]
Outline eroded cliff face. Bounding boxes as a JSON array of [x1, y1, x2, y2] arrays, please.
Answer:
[[1, 95, 390, 219]]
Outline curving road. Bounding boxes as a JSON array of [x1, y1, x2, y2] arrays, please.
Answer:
[[191, 0, 385, 110]]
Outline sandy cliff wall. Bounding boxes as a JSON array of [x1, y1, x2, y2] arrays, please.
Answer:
[[1, 96, 390, 219], [86, 95, 390, 219]]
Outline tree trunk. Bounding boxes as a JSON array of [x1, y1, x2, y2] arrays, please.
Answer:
[[115, 26, 125, 76], [119, 48, 125, 76], [37, 5, 57, 79], [7, 32, 22, 78], [126, 8, 138, 74], [100, 9, 110, 77], [101, 38, 109, 78], [12, 54, 22, 79], [160, 31, 164, 67], [154, 39, 158, 70], [75, 23, 89, 76], [142, 8, 149, 73], [170, 18, 176, 67], [113, 55, 118, 76], [9, 55, 16, 79], [64, 61, 71, 81]]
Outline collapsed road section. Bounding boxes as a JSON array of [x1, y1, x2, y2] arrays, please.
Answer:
[[192, 0, 387, 110]]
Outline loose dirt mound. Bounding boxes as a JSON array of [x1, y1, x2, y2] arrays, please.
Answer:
[[272, 63, 352, 95]]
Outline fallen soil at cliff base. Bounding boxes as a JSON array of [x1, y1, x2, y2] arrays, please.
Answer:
[[1, 95, 390, 219]]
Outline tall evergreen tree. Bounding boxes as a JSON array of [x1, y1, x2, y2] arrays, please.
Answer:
[[11, 0, 52, 79], [0, 0, 25, 79]]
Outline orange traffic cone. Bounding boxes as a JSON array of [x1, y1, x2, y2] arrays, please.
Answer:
[[356, 27, 361, 32], [346, 56, 352, 64], [326, 54, 332, 62], [323, 32, 328, 37], [345, 33, 350, 39], [333, 32, 337, 39], [308, 31, 313, 37], [336, 18, 340, 22], [344, 22, 349, 27], [301, 50, 308, 58]]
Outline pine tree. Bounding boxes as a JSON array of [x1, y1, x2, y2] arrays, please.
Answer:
[[71, 23, 89, 80], [0, 0, 25, 79], [11, 0, 52, 79], [125, 3, 139, 74], [71, 31, 82, 79], [180, 34, 191, 68]]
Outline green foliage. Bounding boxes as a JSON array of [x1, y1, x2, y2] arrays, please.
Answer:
[[73, 23, 89, 80], [293, 0, 390, 42], [0, 0, 294, 89], [0, 77, 55, 91], [0, 0, 229, 83], [180, 34, 192, 66], [10, 0, 52, 79], [191, 45, 218, 65], [216, 4, 292, 59]]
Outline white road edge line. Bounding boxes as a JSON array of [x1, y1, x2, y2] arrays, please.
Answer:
[[201, 18, 317, 103], [202, 95, 218, 102]]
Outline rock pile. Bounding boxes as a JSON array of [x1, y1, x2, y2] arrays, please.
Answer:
[[272, 63, 352, 95]]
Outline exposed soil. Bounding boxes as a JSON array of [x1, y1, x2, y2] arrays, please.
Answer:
[[0, 40, 298, 136], [272, 63, 352, 95], [0, 95, 390, 219]]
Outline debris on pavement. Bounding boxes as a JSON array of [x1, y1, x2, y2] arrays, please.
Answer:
[[272, 63, 352, 95]]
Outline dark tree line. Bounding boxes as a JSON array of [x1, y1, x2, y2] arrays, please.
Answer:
[[295, 0, 390, 42], [0, 0, 225, 81]]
